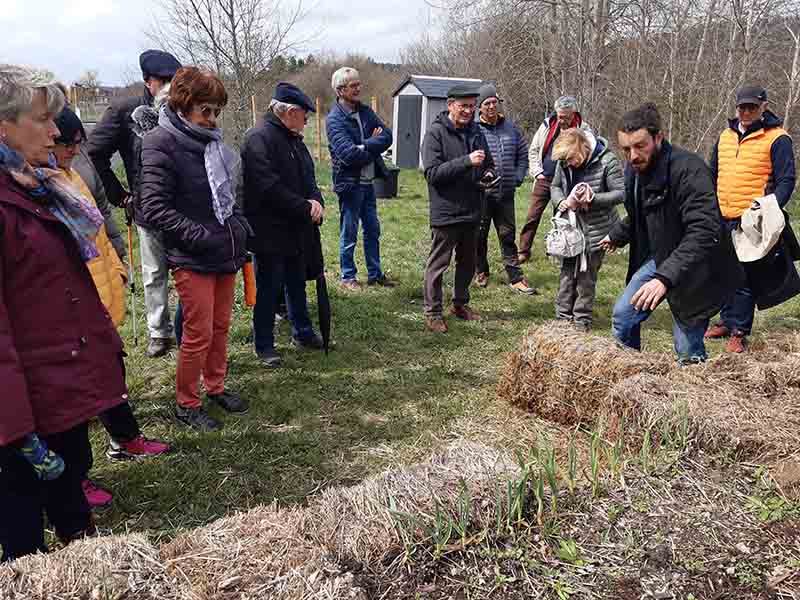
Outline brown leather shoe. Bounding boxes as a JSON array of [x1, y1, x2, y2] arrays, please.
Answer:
[[517, 253, 530, 265], [341, 280, 362, 292], [475, 272, 489, 288], [450, 304, 481, 321], [704, 322, 730, 339], [726, 333, 746, 353], [425, 316, 448, 333]]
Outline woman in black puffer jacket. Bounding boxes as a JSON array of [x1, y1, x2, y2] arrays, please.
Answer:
[[140, 66, 252, 432]]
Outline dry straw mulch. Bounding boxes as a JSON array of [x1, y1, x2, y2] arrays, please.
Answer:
[[0, 442, 515, 600], [499, 323, 800, 460]]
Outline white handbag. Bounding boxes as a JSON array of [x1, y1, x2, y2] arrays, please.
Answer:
[[545, 209, 587, 271]]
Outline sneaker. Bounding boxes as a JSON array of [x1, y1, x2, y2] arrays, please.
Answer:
[[425, 316, 448, 333], [726, 333, 747, 353], [475, 272, 489, 288], [517, 253, 530, 265], [146, 337, 173, 358], [292, 334, 325, 350], [367, 275, 397, 287], [175, 406, 223, 431], [450, 305, 481, 321], [257, 349, 282, 368], [208, 391, 249, 414], [106, 436, 170, 460], [510, 278, 537, 295], [705, 322, 731, 339], [82, 479, 113, 508], [341, 280, 362, 292]]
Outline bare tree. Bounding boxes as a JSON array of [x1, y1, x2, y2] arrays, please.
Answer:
[[148, 0, 313, 144]]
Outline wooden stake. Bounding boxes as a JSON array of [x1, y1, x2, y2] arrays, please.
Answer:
[[251, 95, 257, 127], [371, 96, 378, 112], [315, 97, 322, 162]]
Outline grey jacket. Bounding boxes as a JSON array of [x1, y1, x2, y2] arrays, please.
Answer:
[[550, 137, 624, 251], [73, 147, 126, 260]]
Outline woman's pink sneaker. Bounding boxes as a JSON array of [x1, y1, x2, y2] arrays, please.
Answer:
[[82, 479, 113, 508], [106, 436, 170, 460]]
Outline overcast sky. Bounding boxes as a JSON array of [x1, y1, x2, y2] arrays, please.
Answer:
[[1, 0, 438, 86]]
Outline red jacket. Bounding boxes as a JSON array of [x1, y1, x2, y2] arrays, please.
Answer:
[[0, 171, 128, 445]]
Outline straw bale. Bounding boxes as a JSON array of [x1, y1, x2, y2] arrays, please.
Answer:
[[600, 369, 800, 459], [502, 326, 800, 460], [497, 322, 673, 426], [160, 503, 360, 599], [308, 441, 516, 567], [0, 533, 169, 600], [150, 441, 514, 599]]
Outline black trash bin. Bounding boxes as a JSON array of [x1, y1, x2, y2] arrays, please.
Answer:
[[374, 167, 400, 199]]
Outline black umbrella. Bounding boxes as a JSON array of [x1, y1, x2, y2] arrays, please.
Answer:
[[316, 274, 332, 355], [305, 224, 331, 354]]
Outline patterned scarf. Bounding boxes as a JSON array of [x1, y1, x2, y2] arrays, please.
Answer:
[[158, 108, 238, 226], [0, 143, 103, 261]]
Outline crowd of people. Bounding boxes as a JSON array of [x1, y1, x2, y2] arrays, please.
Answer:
[[1, 47, 797, 562]]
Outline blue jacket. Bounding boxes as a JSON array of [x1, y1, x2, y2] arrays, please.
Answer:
[[478, 115, 528, 198], [326, 100, 392, 194]]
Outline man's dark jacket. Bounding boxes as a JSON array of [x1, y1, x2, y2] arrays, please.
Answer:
[[421, 111, 495, 227], [241, 111, 324, 275], [139, 107, 250, 274], [609, 141, 743, 326], [326, 100, 392, 194], [86, 87, 152, 211]]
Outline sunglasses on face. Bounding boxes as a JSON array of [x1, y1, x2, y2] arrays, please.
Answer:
[[737, 103, 760, 112], [199, 105, 222, 118]]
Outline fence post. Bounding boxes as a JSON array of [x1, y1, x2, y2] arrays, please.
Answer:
[[371, 96, 378, 113], [251, 95, 257, 127], [316, 97, 322, 162]]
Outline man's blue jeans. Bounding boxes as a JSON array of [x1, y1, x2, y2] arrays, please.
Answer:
[[338, 184, 383, 282], [612, 259, 709, 363], [719, 219, 755, 335], [252, 253, 314, 354]]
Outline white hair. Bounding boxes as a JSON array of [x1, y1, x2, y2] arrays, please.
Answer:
[[269, 98, 302, 115], [554, 95, 579, 112], [331, 67, 359, 94], [0, 64, 64, 122]]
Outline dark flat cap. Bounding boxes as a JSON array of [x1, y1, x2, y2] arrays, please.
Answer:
[[273, 82, 315, 112], [447, 84, 480, 99], [736, 85, 768, 106], [54, 106, 86, 146], [140, 50, 182, 81]]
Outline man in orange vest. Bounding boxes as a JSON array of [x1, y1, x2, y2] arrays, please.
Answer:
[[705, 85, 796, 352]]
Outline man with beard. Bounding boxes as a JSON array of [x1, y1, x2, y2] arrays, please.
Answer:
[[601, 103, 742, 364]]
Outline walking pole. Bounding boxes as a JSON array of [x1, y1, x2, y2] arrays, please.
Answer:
[[126, 215, 138, 346]]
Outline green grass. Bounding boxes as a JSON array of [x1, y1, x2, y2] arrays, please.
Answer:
[[93, 165, 800, 541]]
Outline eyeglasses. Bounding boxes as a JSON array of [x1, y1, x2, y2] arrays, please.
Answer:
[[345, 81, 362, 90], [454, 103, 476, 113], [199, 105, 222, 118]]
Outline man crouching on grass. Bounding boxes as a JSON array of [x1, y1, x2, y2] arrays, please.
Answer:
[[421, 84, 497, 333], [600, 103, 742, 364]]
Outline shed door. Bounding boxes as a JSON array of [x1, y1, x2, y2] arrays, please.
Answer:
[[396, 96, 423, 169]]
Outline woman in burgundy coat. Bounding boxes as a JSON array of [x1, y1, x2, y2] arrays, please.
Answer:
[[0, 65, 129, 561]]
